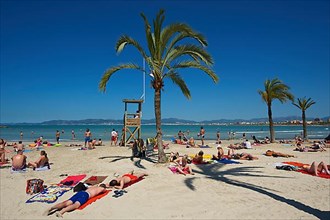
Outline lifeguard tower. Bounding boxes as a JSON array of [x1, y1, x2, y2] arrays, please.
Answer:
[[122, 99, 143, 147]]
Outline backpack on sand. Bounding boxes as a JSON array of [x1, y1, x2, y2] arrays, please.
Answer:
[[26, 178, 44, 194]]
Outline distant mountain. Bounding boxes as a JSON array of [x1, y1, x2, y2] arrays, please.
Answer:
[[6, 115, 328, 125]]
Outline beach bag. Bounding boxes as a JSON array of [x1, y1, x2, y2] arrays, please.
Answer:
[[26, 178, 44, 194]]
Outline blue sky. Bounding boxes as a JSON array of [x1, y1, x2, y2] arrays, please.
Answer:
[[1, 0, 329, 123]]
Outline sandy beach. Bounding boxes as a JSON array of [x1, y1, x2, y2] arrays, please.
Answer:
[[1, 139, 329, 220]]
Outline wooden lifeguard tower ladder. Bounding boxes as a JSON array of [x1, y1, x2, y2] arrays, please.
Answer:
[[122, 99, 143, 147]]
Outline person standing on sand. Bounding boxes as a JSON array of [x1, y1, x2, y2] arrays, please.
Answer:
[[84, 128, 92, 148], [216, 130, 221, 144], [20, 131, 23, 140], [71, 130, 75, 140], [55, 130, 60, 144], [43, 185, 107, 217], [199, 126, 205, 146], [111, 129, 118, 146]]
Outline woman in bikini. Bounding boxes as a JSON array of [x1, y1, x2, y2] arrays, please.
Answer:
[[174, 155, 194, 175], [302, 161, 330, 176]]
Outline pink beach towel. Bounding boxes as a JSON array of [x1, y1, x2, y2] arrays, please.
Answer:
[[168, 166, 189, 174]]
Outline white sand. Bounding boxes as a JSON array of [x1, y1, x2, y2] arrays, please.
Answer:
[[1, 140, 329, 219]]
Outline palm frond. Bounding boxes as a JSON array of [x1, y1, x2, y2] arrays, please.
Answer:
[[169, 60, 218, 83], [166, 72, 191, 99], [99, 63, 143, 92], [140, 12, 156, 58], [165, 44, 213, 67], [116, 35, 147, 59]]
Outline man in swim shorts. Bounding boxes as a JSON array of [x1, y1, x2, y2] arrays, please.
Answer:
[[108, 171, 148, 189], [44, 185, 106, 217]]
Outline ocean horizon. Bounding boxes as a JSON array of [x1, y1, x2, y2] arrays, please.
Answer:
[[1, 124, 329, 143]]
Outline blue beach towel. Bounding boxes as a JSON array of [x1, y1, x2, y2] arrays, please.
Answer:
[[214, 158, 241, 164]]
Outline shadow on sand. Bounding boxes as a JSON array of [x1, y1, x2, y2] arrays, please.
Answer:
[[184, 163, 329, 219]]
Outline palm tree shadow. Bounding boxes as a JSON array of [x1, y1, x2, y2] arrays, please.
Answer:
[[184, 163, 329, 219]]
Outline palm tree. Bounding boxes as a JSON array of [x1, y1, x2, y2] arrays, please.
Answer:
[[258, 78, 294, 143], [292, 97, 316, 140], [99, 9, 218, 162]]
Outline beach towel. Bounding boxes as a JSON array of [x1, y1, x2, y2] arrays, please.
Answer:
[[23, 149, 33, 153], [214, 158, 241, 164], [35, 166, 50, 171], [78, 190, 111, 210], [59, 174, 87, 186], [0, 161, 9, 166], [199, 145, 211, 148], [10, 167, 27, 173], [283, 162, 330, 179], [26, 185, 72, 203], [122, 174, 144, 188], [168, 166, 190, 174], [188, 154, 212, 160], [83, 176, 108, 186]]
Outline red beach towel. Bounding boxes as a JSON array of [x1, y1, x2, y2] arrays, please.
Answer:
[[78, 190, 111, 210], [59, 174, 87, 186], [123, 175, 144, 188], [283, 162, 330, 179]]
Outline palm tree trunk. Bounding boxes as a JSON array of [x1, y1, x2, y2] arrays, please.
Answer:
[[154, 88, 166, 163], [268, 103, 275, 143], [302, 110, 307, 139]]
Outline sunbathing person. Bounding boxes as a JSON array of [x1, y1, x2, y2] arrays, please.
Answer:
[[265, 150, 295, 158], [174, 155, 194, 175], [192, 150, 207, 164], [227, 149, 258, 160], [44, 185, 107, 217], [95, 139, 103, 146], [212, 146, 225, 160], [107, 171, 148, 189], [302, 161, 330, 176], [227, 143, 245, 150], [252, 135, 261, 144], [11, 150, 27, 170], [187, 137, 196, 148], [294, 146, 323, 152], [0, 138, 6, 163], [169, 152, 179, 162], [28, 150, 49, 169]]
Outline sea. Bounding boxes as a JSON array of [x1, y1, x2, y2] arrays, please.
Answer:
[[0, 124, 329, 143]]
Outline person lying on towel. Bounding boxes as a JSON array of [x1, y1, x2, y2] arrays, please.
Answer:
[[11, 150, 27, 171], [265, 150, 294, 158], [302, 161, 330, 176], [107, 171, 148, 189], [43, 185, 106, 217]]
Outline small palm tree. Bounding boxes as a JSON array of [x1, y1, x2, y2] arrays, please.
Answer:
[[258, 78, 294, 142], [293, 97, 316, 139], [99, 9, 218, 162]]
